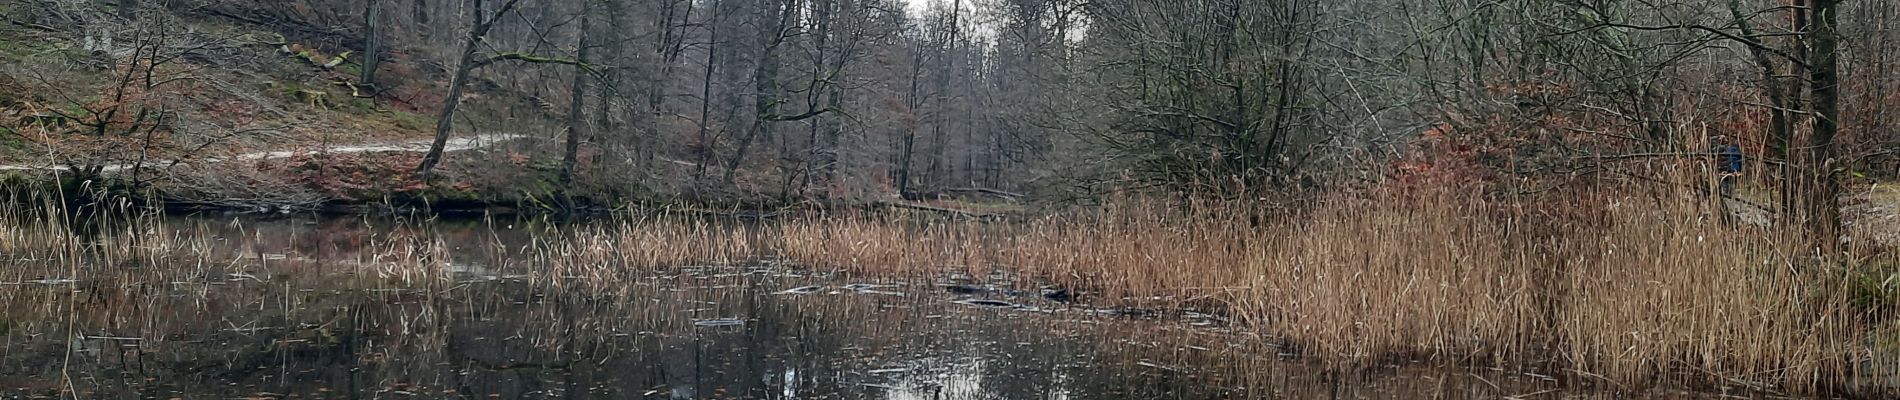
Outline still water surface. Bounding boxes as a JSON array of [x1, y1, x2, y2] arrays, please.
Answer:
[[0, 215, 1735, 399]]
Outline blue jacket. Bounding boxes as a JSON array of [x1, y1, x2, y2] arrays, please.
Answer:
[[1718, 144, 1743, 173]]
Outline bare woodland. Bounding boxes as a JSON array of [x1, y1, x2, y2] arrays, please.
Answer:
[[0, 0, 1896, 234], [6, 1, 1900, 396]]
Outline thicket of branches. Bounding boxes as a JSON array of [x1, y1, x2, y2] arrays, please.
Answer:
[[8, 0, 1898, 239]]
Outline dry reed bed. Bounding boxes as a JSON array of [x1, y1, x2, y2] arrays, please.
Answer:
[[588, 190, 1883, 394], [0, 189, 1890, 395], [1556, 200, 1864, 393], [1240, 193, 1540, 369]]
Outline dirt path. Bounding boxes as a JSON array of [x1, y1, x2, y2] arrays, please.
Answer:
[[1729, 183, 1900, 247], [0, 133, 528, 173]]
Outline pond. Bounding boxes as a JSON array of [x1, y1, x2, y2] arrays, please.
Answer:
[[0, 215, 1738, 399]]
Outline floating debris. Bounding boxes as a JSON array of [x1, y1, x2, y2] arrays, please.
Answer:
[[79, 335, 143, 341], [840, 283, 878, 291], [953, 299, 1020, 308], [941, 284, 995, 295], [19, 278, 77, 285], [1184, 311, 1230, 327], [693, 318, 746, 327], [776, 286, 823, 295], [1183, 311, 1227, 321], [942, 284, 1060, 299], [1041, 288, 1073, 302], [1136, 361, 1183, 372], [1091, 308, 1157, 318], [225, 326, 280, 333], [458, 274, 531, 284], [836, 283, 904, 296]]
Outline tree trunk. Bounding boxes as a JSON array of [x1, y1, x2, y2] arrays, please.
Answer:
[[646, 0, 684, 176], [897, 36, 927, 198], [118, 0, 139, 20], [415, 44, 480, 178], [416, 0, 518, 179], [1728, 0, 1795, 222], [1808, 0, 1843, 246], [412, 0, 432, 39], [692, 0, 723, 189], [1786, 0, 1813, 222], [361, 0, 382, 87], [818, 85, 844, 195], [920, 1, 964, 193], [596, 0, 626, 190], [726, 0, 794, 186], [559, 4, 591, 209]]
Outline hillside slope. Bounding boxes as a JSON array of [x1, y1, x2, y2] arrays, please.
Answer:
[[0, 2, 589, 210]]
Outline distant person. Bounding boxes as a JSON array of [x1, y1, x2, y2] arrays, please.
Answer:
[[1713, 135, 1743, 198]]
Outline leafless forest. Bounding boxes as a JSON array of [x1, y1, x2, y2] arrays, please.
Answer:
[[0, 0, 1890, 216], [3, 1, 1900, 398]]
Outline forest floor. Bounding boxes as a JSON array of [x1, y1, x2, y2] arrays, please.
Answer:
[[0, 3, 603, 209], [1850, 183, 1900, 247], [1718, 182, 1900, 247]]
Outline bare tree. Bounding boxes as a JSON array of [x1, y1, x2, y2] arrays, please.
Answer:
[[118, 0, 138, 20], [1809, 0, 1843, 242], [724, 0, 801, 186], [360, 0, 382, 88], [558, 0, 594, 210], [690, 0, 724, 188], [415, 0, 587, 179]]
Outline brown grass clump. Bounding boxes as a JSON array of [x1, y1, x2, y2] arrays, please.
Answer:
[[1555, 196, 1863, 393], [999, 198, 1257, 298], [539, 216, 760, 291], [779, 215, 989, 276], [1237, 190, 1541, 367]]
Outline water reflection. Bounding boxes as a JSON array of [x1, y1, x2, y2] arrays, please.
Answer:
[[0, 215, 1737, 399]]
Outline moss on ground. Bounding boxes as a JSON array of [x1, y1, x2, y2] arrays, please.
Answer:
[[389, 109, 433, 132], [0, 127, 28, 153], [339, 96, 374, 113], [335, 62, 363, 78]]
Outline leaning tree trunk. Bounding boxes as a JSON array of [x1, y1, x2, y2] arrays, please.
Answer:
[[416, 0, 520, 179], [414, 41, 481, 179], [416, 0, 505, 178]]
